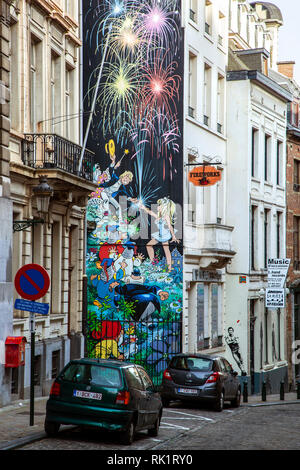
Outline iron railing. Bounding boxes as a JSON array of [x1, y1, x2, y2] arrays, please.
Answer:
[[22, 134, 94, 181]]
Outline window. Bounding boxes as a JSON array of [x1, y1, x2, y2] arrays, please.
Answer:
[[251, 205, 257, 270], [188, 53, 197, 118], [189, 0, 197, 22], [211, 283, 220, 348], [51, 51, 62, 133], [137, 367, 153, 390], [188, 155, 197, 223], [264, 209, 270, 269], [251, 128, 259, 178], [264, 134, 271, 182], [62, 364, 122, 388], [125, 367, 143, 390], [51, 350, 60, 379], [65, 66, 75, 140], [276, 141, 283, 185], [51, 221, 61, 313], [276, 212, 282, 259], [218, 10, 226, 47], [30, 39, 37, 131], [294, 217, 300, 269], [203, 63, 212, 126], [217, 74, 225, 134], [205, 0, 212, 35], [294, 159, 300, 192]]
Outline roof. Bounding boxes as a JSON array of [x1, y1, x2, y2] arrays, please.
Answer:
[[250, 2, 283, 22]]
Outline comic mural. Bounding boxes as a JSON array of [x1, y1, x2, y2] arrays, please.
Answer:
[[83, 0, 184, 385]]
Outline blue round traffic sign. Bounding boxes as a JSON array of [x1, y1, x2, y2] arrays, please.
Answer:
[[14, 264, 50, 301]]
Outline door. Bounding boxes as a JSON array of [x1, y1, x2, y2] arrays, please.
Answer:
[[124, 366, 149, 429], [137, 366, 160, 426]]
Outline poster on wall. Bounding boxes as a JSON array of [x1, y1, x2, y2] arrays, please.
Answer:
[[82, 0, 184, 385]]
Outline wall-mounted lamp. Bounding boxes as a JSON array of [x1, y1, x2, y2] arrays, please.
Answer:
[[13, 176, 53, 232]]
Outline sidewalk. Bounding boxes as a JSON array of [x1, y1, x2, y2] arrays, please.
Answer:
[[0, 392, 299, 450]]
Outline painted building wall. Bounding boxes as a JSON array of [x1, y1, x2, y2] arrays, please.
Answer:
[[82, 0, 184, 384]]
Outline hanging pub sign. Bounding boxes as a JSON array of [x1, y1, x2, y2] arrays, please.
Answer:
[[188, 166, 222, 187]]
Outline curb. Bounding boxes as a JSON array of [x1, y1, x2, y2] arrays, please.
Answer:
[[241, 400, 300, 408], [0, 431, 47, 451]]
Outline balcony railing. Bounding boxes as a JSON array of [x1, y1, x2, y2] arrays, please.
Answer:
[[22, 134, 94, 181]]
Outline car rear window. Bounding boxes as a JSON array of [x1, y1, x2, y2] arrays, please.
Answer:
[[171, 357, 213, 372], [61, 363, 122, 388]]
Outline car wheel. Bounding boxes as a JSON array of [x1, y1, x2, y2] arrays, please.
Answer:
[[162, 397, 170, 407], [148, 414, 160, 437], [120, 421, 135, 446], [44, 420, 60, 437], [214, 391, 224, 412], [231, 388, 241, 408]]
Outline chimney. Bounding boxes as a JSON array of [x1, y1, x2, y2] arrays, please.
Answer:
[[277, 61, 295, 79]]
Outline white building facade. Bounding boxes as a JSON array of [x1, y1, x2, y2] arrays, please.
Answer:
[[182, 0, 236, 356], [225, 0, 292, 393]]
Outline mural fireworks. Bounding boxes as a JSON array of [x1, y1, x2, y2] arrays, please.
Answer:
[[83, 0, 183, 385]]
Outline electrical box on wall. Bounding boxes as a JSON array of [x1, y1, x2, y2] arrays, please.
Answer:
[[5, 337, 26, 368]]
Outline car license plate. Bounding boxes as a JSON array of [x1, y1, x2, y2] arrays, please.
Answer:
[[73, 390, 102, 400], [178, 388, 198, 395]]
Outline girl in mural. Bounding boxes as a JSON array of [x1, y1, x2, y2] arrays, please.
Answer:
[[138, 197, 178, 272]]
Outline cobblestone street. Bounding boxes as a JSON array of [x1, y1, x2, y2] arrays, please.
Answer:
[[14, 402, 300, 451]]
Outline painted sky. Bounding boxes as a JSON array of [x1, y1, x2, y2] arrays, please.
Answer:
[[273, 0, 300, 83]]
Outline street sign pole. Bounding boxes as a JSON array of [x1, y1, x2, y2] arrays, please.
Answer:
[[14, 264, 50, 427], [30, 312, 35, 426]]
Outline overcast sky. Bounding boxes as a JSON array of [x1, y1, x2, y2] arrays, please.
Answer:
[[273, 0, 300, 83]]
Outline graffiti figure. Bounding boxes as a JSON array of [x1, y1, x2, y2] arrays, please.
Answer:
[[138, 197, 178, 271], [94, 320, 124, 360], [225, 327, 247, 376], [111, 283, 169, 322]]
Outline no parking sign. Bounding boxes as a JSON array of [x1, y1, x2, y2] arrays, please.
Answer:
[[14, 264, 50, 301]]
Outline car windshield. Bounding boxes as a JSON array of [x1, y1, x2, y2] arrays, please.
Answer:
[[61, 363, 122, 388], [171, 357, 213, 372]]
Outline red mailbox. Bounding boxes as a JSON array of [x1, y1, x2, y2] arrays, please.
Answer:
[[5, 337, 27, 368]]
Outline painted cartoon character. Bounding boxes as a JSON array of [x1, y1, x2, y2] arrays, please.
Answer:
[[138, 197, 179, 271], [90, 245, 126, 307], [111, 283, 169, 322], [94, 320, 124, 360]]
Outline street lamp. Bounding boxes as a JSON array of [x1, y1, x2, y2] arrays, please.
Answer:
[[13, 176, 54, 232]]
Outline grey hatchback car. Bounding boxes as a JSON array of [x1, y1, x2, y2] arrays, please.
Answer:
[[161, 354, 241, 411]]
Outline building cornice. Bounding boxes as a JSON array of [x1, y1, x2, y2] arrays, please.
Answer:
[[227, 69, 293, 103]]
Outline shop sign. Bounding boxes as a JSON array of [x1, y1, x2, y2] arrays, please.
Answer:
[[188, 166, 222, 187]]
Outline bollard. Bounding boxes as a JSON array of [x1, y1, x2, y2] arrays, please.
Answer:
[[297, 380, 300, 400], [243, 380, 248, 403], [262, 381, 267, 402], [280, 381, 285, 401]]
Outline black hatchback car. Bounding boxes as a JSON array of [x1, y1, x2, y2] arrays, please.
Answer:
[[161, 354, 241, 411], [45, 358, 162, 445]]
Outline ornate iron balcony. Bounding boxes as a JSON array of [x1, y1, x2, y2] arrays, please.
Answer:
[[22, 134, 94, 181]]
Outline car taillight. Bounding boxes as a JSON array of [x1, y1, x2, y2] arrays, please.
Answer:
[[206, 372, 220, 384], [50, 381, 61, 396], [116, 390, 130, 405], [163, 369, 172, 381]]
